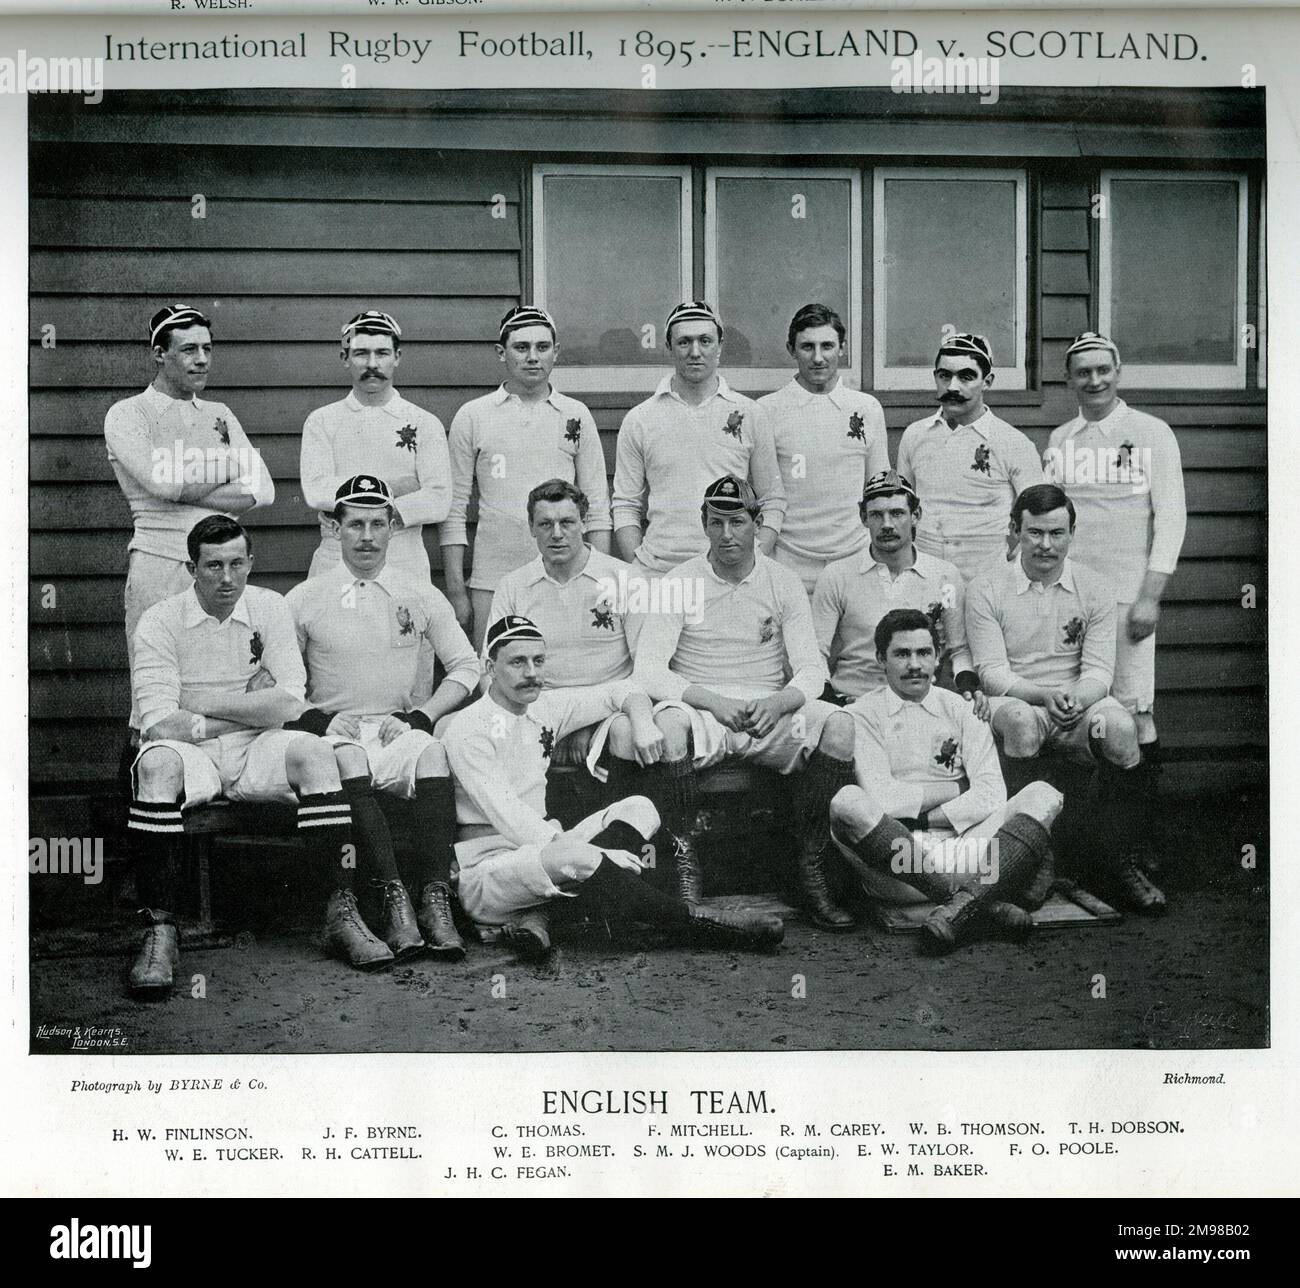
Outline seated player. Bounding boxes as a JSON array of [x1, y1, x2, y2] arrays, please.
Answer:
[[631, 475, 858, 930], [965, 483, 1167, 914], [126, 515, 401, 994], [829, 608, 1062, 953], [441, 616, 783, 957], [285, 475, 481, 963], [812, 469, 979, 706]]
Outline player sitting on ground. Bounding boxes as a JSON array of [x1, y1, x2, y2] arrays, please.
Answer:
[[830, 608, 1062, 953], [441, 616, 783, 959]]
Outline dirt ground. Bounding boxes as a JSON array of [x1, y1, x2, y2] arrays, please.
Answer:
[[30, 794, 1268, 1054]]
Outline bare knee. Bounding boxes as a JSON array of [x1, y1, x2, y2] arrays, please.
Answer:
[[994, 703, 1042, 759], [135, 746, 184, 801], [654, 708, 692, 761], [829, 783, 883, 844], [416, 738, 448, 778], [605, 714, 635, 760], [1092, 704, 1140, 768], [285, 735, 340, 791], [1008, 781, 1064, 829], [540, 835, 604, 886], [817, 708, 855, 760], [333, 743, 370, 780]]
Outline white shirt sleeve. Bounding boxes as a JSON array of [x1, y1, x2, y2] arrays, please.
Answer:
[[444, 720, 558, 849], [611, 412, 648, 533], [132, 607, 183, 734], [965, 576, 1016, 696], [850, 703, 924, 821], [440, 405, 477, 547], [422, 589, 481, 695], [394, 413, 452, 529], [299, 409, 351, 514], [224, 409, 275, 508], [1146, 421, 1187, 578], [936, 705, 1006, 834], [104, 399, 180, 502]]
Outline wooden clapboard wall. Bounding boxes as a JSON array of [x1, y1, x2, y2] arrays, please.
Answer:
[[29, 89, 1266, 791]]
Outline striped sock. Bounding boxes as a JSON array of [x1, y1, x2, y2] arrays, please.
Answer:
[[127, 798, 183, 914], [297, 791, 355, 892]]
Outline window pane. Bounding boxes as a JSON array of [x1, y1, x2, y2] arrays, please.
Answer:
[[882, 177, 1018, 368], [542, 173, 684, 366], [714, 177, 852, 368], [1111, 179, 1239, 366]]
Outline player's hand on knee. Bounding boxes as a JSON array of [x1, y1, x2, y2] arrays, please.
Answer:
[[377, 714, 407, 746], [245, 666, 276, 693], [744, 696, 782, 738], [963, 687, 991, 722], [326, 712, 361, 740], [1046, 690, 1081, 729], [713, 697, 752, 733], [631, 720, 665, 767]]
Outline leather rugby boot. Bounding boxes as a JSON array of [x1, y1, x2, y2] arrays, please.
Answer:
[[324, 890, 394, 971], [798, 839, 854, 931], [376, 880, 425, 961], [1111, 854, 1168, 916], [417, 881, 466, 961], [670, 832, 704, 906], [504, 907, 552, 961], [986, 900, 1034, 943], [686, 904, 784, 952], [920, 888, 991, 954], [128, 910, 179, 995]]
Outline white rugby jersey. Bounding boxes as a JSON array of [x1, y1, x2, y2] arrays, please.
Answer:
[[758, 377, 889, 566], [612, 374, 785, 572], [1043, 399, 1186, 604], [105, 385, 275, 562], [441, 385, 612, 592], [299, 391, 451, 578], [286, 561, 479, 719]]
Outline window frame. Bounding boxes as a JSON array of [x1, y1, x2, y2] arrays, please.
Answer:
[[1098, 168, 1249, 390], [531, 161, 694, 394], [703, 165, 863, 392], [871, 166, 1029, 391]]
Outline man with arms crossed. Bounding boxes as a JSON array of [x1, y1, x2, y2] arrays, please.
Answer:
[[813, 469, 979, 707], [613, 301, 785, 576], [126, 516, 395, 994], [299, 309, 451, 580], [896, 332, 1042, 584], [441, 616, 783, 958], [830, 608, 1061, 953], [106, 304, 274, 741], [759, 302, 889, 593], [632, 476, 858, 930], [1043, 332, 1187, 862], [965, 483, 1167, 913], [286, 475, 481, 962], [442, 305, 612, 651]]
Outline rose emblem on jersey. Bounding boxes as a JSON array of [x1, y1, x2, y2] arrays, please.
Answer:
[[248, 630, 264, 666], [213, 417, 231, 446], [591, 604, 615, 632], [539, 726, 555, 759], [1116, 441, 1134, 470], [971, 443, 991, 475], [564, 417, 582, 446], [396, 606, 415, 637], [395, 423, 418, 452], [723, 410, 744, 439], [934, 737, 959, 772], [847, 412, 865, 442], [759, 616, 776, 644], [1061, 616, 1084, 647]]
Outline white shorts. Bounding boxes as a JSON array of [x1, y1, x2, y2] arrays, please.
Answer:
[[329, 720, 447, 799], [658, 697, 840, 775], [1112, 607, 1156, 715], [124, 552, 194, 728], [988, 694, 1131, 762], [133, 728, 310, 807]]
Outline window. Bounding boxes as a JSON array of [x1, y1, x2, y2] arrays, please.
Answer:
[[873, 168, 1028, 390], [705, 168, 862, 391], [532, 164, 692, 393], [1099, 171, 1248, 389]]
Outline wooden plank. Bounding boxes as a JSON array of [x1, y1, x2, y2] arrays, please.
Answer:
[[29, 573, 303, 624], [31, 342, 504, 388], [1158, 689, 1266, 748], [1159, 602, 1264, 646], [1039, 296, 1089, 339], [1041, 209, 1090, 252], [30, 483, 319, 528], [1040, 251, 1091, 294], [31, 198, 520, 252], [1155, 646, 1264, 690], [1041, 180, 1092, 208], [32, 673, 131, 719], [32, 435, 303, 483], [31, 249, 521, 296], [30, 387, 493, 436], [30, 143, 522, 201], [1176, 428, 1265, 470], [1180, 514, 1264, 559], [30, 296, 516, 343], [31, 626, 127, 672], [30, 721, 127, 783], [1184, 471, 1266, 513], [1165, 560, 1263, 602]]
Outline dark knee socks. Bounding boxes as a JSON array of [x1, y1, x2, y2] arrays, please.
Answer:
[[127, 799, 182, 914], [297, 789, 355, 893], [409, 774, 458, 890]]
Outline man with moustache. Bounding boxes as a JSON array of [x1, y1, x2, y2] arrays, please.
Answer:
[[442, 305, 612, 652], [830, 608, 1063, 952], [1043, 332, 1187, 860], [812, 469, 978, 706], [105, 304, 275, 740], [299, 310, 451, 580], [613, 301, 785, 575], [896, 332, 1042, 584], [286, 475, 481, 961], [127, 516, 395, 993], [965, 483, 1167, 913], [759, 303, 889, 594], [441, 615, 783, 957], [632, 476, 857, 930]]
